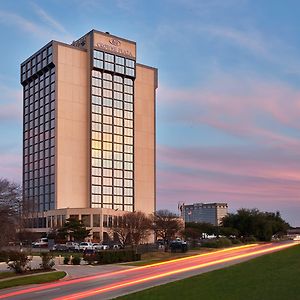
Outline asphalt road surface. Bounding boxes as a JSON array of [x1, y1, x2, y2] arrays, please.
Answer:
[[0, 241, 298, 300]]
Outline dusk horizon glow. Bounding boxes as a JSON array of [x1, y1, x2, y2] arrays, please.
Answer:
[[0, 0, 300, 225]]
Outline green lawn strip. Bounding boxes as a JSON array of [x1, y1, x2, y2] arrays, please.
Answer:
[[116, 244, 300, 300], [0, 272, 16, 280], [0, 271, 66, 290]]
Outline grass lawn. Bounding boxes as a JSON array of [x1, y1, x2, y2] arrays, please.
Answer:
[[0, 271, 66, 290], [116, 244, 300, 300]]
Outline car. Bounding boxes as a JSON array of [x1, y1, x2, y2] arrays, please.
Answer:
[[93, 243, 109, 251], [32, 238, 48, 248], [170, 239, 188, 253], [111, 244, 122, 250], [51, 244, 68, 252], [92, 243, 101, 250], [66, 242, 80, 252], [79, 242, 93, 251]]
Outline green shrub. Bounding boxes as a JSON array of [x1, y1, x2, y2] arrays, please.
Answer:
[[95, 250, 141, 264], [63, 256, 70, 264], [71, 255, 81, 265], [218, 237, 232, 247], [40, 252, 55, 270], [0, 251, 8, 262], [6, 251, 31, 273], [231, 238, 242, 245], [83, 253, 97, 265], [243, 236, 257, 243], [201, 240, 218, 248], [202, 238, 232, 248]]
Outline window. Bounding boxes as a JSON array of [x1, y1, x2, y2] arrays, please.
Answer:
[[70, 215, 79, 220], [115, 56, 124, 65], [104, 53, 114, 62], [126, 59, 135, 68], [93, 215, 100, 227], [81, 215, 91, 227], [103, 215, 108, 227]]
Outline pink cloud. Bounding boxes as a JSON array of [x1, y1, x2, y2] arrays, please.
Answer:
[[158, 145, 300, 182], [0, 153, 22, 183], [0, 84, 22, 121], [157, 74, 300, 149]]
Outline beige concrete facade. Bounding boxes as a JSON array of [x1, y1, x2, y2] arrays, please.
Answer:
[[55, 43, 90, 209], [134, 64, 157, 215]]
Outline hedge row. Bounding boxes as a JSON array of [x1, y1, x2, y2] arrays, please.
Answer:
[[201, 237, 233, 248], [84, 250, 141, 265]]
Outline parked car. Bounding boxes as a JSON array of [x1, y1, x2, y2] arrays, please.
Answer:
[[32, 238, 48, 248], [66, 242, 80, 252], [79, 242, 93, 251], [51, 244, 68, 252], [92, 243, 109, 251], [111, 244, 122, 250], [170, 239, 188, 253], [92, 243, 101, 250]]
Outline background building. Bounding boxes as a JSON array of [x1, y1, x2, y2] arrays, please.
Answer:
[[180, 203, 228, 226], [21, 29, 157, 241]]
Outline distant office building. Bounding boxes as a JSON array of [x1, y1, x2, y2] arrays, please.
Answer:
[[180, 203, 228, 226], [21, 29, 157, 241]]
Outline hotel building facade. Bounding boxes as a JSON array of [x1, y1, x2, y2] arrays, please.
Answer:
[[181, 203, 228, 226], [21, 30, 157, 242]]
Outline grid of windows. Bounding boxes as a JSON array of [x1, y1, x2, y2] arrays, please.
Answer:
[[21, 44, 53, 83], [94, 50, 135, 77], [22, 44, 55, 213], [91, 50, 135, 211]]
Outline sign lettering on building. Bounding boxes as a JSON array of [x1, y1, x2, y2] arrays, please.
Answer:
[[94, 33, 136, 59]]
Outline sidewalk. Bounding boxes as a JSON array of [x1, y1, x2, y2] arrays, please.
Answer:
[[55, 262, 134, 279]]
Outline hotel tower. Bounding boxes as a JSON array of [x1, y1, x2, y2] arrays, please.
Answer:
[[21, 30, 157, 241]]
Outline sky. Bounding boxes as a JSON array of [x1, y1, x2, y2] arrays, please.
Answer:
[[0, 0, 300, 226]]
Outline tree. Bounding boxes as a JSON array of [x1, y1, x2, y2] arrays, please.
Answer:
[[153, 210, 183, 250], [0, 178, 22, 248], [186, 222, 217, 236], [58, 218, 91, 242], [181, 227, 201, 247], [222, 208, 289, 242], [219, 226, 239, 238], [0, 205, 17, 247], [0, 178, 22, 212], [111, 211, 152, 250]]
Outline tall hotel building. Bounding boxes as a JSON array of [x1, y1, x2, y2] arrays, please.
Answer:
[[21, 30, 157, 241]]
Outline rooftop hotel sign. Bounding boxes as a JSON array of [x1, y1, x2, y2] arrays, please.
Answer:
[[94, 32, 136, 59]]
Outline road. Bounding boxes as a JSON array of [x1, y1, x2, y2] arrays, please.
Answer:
[[0, 241, 298, 300]]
